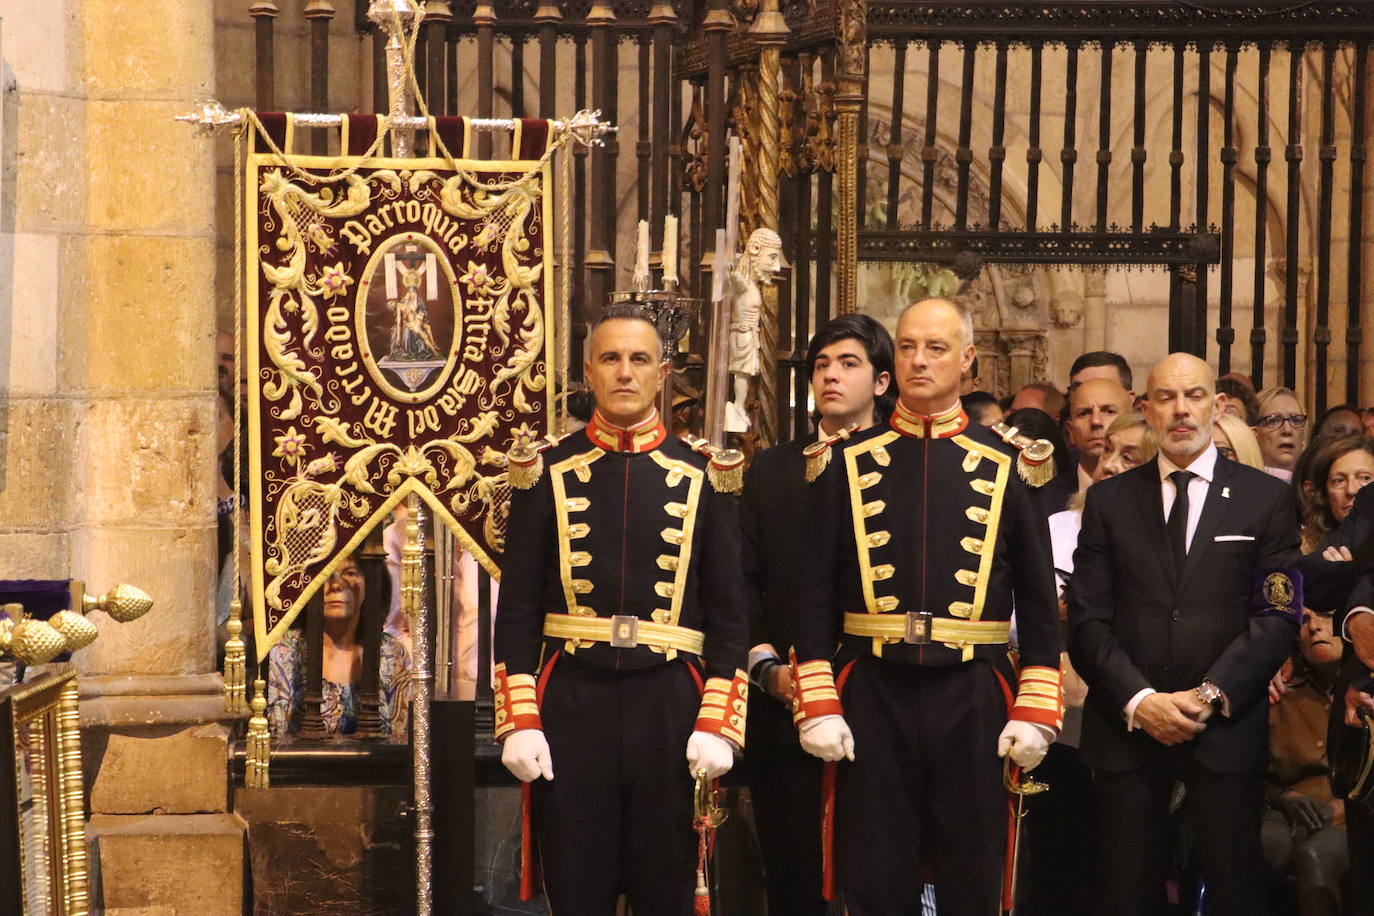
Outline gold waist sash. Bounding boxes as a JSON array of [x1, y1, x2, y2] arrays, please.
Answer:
[[543, 613, 705, 655], [843, 612, 1011, 646]]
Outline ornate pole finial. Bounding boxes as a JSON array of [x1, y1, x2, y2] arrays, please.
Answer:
[[367, 0, 423, 156]]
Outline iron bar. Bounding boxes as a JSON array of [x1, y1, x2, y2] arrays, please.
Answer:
[[1217, 43, 1238, 373], [638, 37, 653, 222], [1095, 39, 1112, 233], [475, 3, 495, 158], [704, 0, 731, 253], [1170, 44, 1184, 231], [988, 39, 1009, 231], [251, 1, 277, 112], [446, 17, 458, 115], [1284, 43, 1304, 389], [1131, 39, 1146, 233], [1026, 42, 1042, 231], [373, 23, 387, 122], [536, 4, 559, 118], [574, 34, 590, 366], [1251, 43, 1272, 387], [1060, 41, 1079, 231], [954, 40, 976, 230], [921, 41, 940, 229], [817, 52, 835, 326], [511, 30, 526, 119], [1314, 41, 1336, 414], [307, 0, 334, 156], [886, 41, 907, 231], [586, 4, 617, 333], [857, 42, 871, 227], [650, 3, 675, 241], [427, 2, 450, 120], [1194, 42, 1211, 358], [1348, 41, 1369, 404]]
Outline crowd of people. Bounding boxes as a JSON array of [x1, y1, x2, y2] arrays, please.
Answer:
[[957, 354, 1374, 916]]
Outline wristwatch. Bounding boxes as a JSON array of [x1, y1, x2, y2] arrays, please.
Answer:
[[1195, 679, 1225, 713]]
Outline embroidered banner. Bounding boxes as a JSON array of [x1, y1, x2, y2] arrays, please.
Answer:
[[245, 114, 557, 656]]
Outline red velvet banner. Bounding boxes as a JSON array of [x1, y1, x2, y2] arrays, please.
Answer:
[[245, 114, 557, 656]]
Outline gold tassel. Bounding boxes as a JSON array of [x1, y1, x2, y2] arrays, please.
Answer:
[[803, 440, 832, 483], [707, 449, 745, 495], [223, 598, 247, 716], [507, 443, 544, 490], [245, 677, 271, 788], [1017, 452, 1056, 489]]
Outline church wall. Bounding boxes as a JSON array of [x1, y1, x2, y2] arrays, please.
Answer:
[[1, 0, 243, 911]]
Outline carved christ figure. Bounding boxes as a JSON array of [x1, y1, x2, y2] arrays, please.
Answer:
[[725, 228, 784, 432], [388, 260, 441, 360]]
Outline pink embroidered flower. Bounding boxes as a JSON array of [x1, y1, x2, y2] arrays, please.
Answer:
[[319, 263, 353, 300], [460, 261, 495, 296], [272, 427, 308, 462]]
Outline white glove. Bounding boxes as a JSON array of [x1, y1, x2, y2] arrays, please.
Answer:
[[798, 715, 855, 762], [686, 730, 736, 780], [501, 728, 555, 782], [997, 720, 1050, 772]]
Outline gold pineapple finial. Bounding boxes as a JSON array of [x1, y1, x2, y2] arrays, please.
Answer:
[[81, 584, 154, 623]]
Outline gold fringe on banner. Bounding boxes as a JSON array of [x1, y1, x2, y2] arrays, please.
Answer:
[[245, 677, 271, 788], [223, 599, 247, 716]]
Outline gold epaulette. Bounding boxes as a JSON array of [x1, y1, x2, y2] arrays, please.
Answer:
[[506, 433, 567, 490], [802, 426, 854, 483], [683, 437, 746, 494], [990, 421, 1056, 488]]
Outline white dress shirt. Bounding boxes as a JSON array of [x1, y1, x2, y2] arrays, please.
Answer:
[[1124, 443, 1220, 728]]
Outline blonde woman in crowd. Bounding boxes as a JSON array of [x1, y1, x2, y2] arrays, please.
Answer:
[[1254, 386, 1308, 482], [1214, 412, 1265, 470]]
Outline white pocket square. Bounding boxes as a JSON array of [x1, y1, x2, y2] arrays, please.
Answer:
[[1214, 535, 1255, 542]]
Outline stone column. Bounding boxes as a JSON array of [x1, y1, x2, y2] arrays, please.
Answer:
[[0, 0, 243, 911], [1082, 269, 1107, 352]]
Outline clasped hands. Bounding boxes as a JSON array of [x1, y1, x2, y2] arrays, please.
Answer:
[[500, 728, 737, 783], [1135, 689, 1211, 746]]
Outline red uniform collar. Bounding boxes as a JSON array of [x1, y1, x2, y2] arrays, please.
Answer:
[[890, 400, 968, 439], [585, 408, 668, 453]]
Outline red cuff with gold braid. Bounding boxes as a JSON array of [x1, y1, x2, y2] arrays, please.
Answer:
[[1009, 664, 1064, 731], [493, 663, 543, 740], [694, 669, 749, 748], [789, 650, 844, 725]]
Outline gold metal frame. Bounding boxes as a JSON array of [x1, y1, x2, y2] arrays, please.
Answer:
[[0, 667, 89, 916]]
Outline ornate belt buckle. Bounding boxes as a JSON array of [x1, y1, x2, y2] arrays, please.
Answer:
[[904, 611, 933, 645], [609, 615, 639, 649]]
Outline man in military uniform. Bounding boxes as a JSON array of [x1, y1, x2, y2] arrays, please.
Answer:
[[741, 313, 895, 916], [492, 305, 749, 916], [791, 298, 1064, 915]]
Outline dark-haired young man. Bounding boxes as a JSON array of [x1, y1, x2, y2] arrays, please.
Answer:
[[741, 313, 893, 916]]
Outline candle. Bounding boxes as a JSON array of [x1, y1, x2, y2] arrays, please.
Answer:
[[663, 214, 679, 285], [633, 219, 650, 290]]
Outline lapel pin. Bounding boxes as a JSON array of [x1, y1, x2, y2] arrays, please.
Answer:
[[1222, 487, 1230, 499]]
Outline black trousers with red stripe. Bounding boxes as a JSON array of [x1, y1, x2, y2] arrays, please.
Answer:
[[531, 652, 701, 916], [835, 655, 1012, 916]]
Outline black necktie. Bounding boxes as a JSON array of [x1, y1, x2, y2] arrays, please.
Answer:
[[1167, 470, 1196, 569]]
